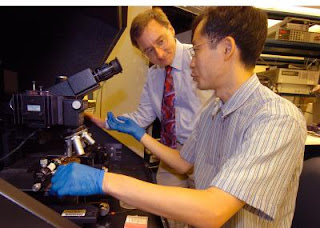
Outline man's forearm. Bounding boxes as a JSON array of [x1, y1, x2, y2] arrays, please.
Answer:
[[140, 133, 192, 174], [84, 112, 106, 129], [103, 172, 243, 228]]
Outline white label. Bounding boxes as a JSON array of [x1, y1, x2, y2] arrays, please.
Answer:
[[124, 215, 148, 228], [61, 209, 86, 217], [27, 105, 41, 112]]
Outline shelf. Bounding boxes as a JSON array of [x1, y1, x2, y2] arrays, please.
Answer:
[[257, 55, 305, 66], [265, 10, 320, 22], [263, 10, 320, 61], [279, 93, 316, 97], [263, 39, 320, 59]]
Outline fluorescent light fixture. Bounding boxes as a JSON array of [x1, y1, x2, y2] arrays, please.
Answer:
[[259, 6, 320, 17]]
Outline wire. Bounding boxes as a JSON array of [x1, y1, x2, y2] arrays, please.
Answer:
[[258, 56, 271, 68], [306, 58, 318, 70], [307, 130, 320, 137], [257, 75, 278, 92], [0, 129, 40, 162], [9, 97, 14, 110]]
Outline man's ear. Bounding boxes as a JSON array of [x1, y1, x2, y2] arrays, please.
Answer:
[[223, 36, 236, 61], [168, 24, 175, 37]]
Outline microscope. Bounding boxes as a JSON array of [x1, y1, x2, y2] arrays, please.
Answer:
[[10, 58, 122, 192]]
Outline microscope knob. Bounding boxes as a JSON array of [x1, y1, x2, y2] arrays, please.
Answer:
[[32, 183, 41, 192], [40, 158, 48, 168], [72, 100, 82, 110], [99, 202, 110, 217]]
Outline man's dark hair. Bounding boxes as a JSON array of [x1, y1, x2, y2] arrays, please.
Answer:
[[192, 6, 268, 69], [130, 7, 171, 49]]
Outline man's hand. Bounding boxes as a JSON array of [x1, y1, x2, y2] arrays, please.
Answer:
[[84, 112, 106, 129], [107, 112, 146, 141], [50, 163, 105, 196]]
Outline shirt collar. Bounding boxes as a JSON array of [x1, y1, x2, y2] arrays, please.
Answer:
[[211, 97, 223, 117], [220, 74, 260, 118], [170, 39, 183, 71]]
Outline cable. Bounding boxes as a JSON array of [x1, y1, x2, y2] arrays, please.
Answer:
[[306, 58, 318, 70], [258, 56, 271, 68], [0, 129, 40, 161]]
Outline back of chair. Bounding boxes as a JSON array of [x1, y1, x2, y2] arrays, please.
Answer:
[[291, 157, 320, 228]]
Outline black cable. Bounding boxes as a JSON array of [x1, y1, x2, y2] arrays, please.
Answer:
[[0, 129, 40, 161]]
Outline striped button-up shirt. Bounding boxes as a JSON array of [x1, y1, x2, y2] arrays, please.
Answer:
[[181, 74, 307, 227]]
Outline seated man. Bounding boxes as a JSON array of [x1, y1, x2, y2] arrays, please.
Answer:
[[50, 6, 307, 227]]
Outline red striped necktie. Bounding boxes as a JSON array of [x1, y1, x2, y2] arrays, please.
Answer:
[[160, 66, 177, 149]]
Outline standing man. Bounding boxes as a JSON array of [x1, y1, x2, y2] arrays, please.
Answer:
[[88, 7, 210, 189], [52, 6, 307, 227]]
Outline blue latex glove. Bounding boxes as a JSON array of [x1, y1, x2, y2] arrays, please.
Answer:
[[50, 163, 105, 196], [107, 112, 146, 141]]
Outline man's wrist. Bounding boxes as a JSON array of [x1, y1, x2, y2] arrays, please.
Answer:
[[135, 129, 146, 141], [101, 171, 110, 194], [104, 119, 111, 129], [98, 169, 107, 194]]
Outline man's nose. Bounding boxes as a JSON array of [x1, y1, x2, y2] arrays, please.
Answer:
[[190, 56, 195, 69], [154, 46, 165, 59]]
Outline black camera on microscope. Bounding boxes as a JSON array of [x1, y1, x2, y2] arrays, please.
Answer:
[[11, 58, 122, 129], [11, 58, 122, 158]]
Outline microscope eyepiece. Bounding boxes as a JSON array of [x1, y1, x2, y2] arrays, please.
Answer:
[[93, 58, 122, 83]]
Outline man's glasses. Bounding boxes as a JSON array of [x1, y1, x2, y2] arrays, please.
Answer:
[[188, 39, 216, 57], [143, 34, 169, 58]]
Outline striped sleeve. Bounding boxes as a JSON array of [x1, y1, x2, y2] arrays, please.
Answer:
[[180, 98, 215, 164], [211, 113, 306, 220], [180, 121, 198, 164]]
